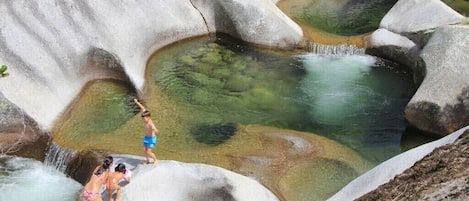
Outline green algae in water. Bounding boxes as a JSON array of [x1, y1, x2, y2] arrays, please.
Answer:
[[54, 81, 138, 139], [279, 158, 359, 201], [151, 37, 308, 129]]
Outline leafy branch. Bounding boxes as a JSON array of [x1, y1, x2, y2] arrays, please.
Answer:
[[1, 65, 9, 77]]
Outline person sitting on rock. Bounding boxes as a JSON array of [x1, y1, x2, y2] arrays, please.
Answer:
[[106, 163, 131, 201]]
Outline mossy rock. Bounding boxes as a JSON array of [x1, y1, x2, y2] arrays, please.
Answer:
[[223, 74, 252, 92], [231, 60, 248, 72], [191, 123, 237, 145], [207, 42, 222, 49], [200, 51, 224, 65], [211, 68, 232, 79], [193, 63, 213, 75], [247, 87, 280, 110], [179, 55, 197, 66], [190, 88, 213, 105], [186, 72, 223, 88]]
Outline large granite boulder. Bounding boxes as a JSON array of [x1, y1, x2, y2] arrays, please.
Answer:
[[380, 0, 464, 45], [86, 155, 280, 201], [366, 0, 465, 67], [364, 28, 420, 72], [0, 92, 49, 159], [405, 25, 469, 136], [364, 0, 468, 136], [0, 0, 303, 133], [191, 0, 303, 48]]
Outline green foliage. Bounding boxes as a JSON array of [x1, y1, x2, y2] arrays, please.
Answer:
[[443, 0, 469, 16], [0, 65, 9, 77]]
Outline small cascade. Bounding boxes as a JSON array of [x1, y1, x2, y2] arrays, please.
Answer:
[[44, 142, 77, 173], [308, 42, 365, 55]]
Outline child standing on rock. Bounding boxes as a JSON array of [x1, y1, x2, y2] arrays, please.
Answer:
[[134, 99, 159, 166]]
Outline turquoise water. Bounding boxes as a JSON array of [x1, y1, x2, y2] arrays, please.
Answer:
[[297, 54, 418, 161], [0, 155, 81, 201]]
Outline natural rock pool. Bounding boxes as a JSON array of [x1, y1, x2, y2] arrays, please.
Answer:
[[1, 0, 465, 200], [50, 34, 435, 200]]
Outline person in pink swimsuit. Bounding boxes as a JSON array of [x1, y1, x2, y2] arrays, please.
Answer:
[[80, 156, 113, 201]]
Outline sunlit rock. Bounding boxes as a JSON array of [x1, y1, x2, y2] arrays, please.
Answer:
[[0, 0, 303, 132], [0, 94, 48, 157], [116, 157, 280, 201], [364, 28, 419, 70], [406, 25, 469, 136], [191, 0, 304, 48], [364, 0, 469, 136], [380, 0, 464, 34]]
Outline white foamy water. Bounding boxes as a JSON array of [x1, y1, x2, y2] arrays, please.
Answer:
[[0, 155, 82, 201], [298, 53, 376, 125], [44, 142, 77, 173]]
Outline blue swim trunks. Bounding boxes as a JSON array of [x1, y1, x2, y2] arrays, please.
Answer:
[[143, 135, 157, 148]]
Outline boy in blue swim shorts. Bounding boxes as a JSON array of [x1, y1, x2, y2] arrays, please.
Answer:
[[134, 99, 159, 165], [143, 135, 157, 149]]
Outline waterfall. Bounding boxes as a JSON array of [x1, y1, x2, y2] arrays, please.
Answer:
[[308, 42, 365, 55], [44, 142, 77, 173]]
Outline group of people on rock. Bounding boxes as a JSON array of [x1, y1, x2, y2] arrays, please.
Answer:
[[79, 99, 159, 201], [81, 156, 131, 201]]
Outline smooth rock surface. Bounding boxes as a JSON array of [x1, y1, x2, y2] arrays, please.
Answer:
[[104, 155, 280, 201], [380, 0, 464, 33], [364, 28, 419, 69], [406, 25, 469, 135], [0, 0, 303, 132]]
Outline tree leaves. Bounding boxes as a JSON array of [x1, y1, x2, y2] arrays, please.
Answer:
[[0, 65, 9, 77]]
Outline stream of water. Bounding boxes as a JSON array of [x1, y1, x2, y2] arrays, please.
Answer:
[[0, 155, 81, 201]]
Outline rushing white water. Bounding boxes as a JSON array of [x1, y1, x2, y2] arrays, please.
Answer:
[[298, 53, 376, 125], [308, 43, 365, 55], [44, 142, 77, 173], [0, 155, 82, 201]]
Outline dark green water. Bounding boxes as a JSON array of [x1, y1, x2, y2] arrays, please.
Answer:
[[442, 0, 469, 16], [279, 0, 398, 36]]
